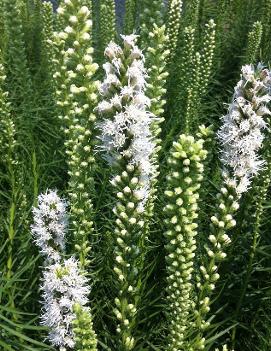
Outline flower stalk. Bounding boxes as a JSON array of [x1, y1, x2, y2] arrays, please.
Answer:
[[164, 133, 207, 350], [96, 35, 155, 350], [32, 190, 98, 350], [166, 0, 183, 64], [53, 0, 99, 269]]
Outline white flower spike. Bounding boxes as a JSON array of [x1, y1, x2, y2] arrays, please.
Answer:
[[218, 63, 271, 194], [31, 190, 68, 262], [41, 257, 90, 348], [97, 35, 156, 210]]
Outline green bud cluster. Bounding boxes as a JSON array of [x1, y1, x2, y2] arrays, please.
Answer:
[[168, 20, 216, 135], [164, 134, 207, 350], [112, 165, 146, 351], [199, 19, 216, 97], [184, 0, 200, 28], [184, 51, 201, 132], [139, 0, 165, 48], [145, 24, 169, 222], [100, 0, 116, 54], [146, 24, 169, 146], [166, 0, 183, 64], [40, 1, 55, 84], [178, 26, 196, 100], [124, 0, 137, 34], [0, 0, 4, 49], [0, 60, 16, 167], [53, 1, 99, 269], [168, 25, 196, 133], [261, 0, 271, 61], [73, 303, 98, 351], [2, 0, 32, 109], [244, 21, 263, 64], [193, 184, 238, 350]]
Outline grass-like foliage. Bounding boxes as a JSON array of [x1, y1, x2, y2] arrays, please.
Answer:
[[0, 1, 271, 350]]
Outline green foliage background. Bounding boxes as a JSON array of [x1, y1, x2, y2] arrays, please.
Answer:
[[0, 0, 271, 350]]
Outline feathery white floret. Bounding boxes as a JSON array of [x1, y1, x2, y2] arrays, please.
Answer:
[[31, 190, 68, 262], [41, 257, 90, 348], [218, 63, 271, 194], [96, 35, 156, 210]]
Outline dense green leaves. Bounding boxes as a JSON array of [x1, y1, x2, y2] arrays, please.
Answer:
[[0, 1, 271, 350]]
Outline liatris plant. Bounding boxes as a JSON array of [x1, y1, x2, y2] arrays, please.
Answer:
[[194, 63, 271, 349], [217, 64, 271, 195], [146, 24, 169, 145], [96, 35, 155, 350], [243, 21, 263, 65], [1, 1, 271, 350], [40, 1, 55, 85], [2, 0, 32, 109], [99, 0, 116, 57], [31, 190, 68, 263], [40, 257, 91, 349], [53, 0, 98, 269], [164, 63, 271, 351], [31, 190, 97, 350], [124, 0, 136, 34], [138, 0, 165, 48], [217, 63, 271, 348], [166, 0, 182, 64], [164, 133, 207, 350]]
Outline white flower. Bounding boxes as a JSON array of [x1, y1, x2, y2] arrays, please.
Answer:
[[104, 41, 123, 60], [127, 60, 147, 89], [96, 35, 156, 210], [31, 190, 68, 262], [120, 34, 139, 49], [78, 6, 90, 17], [103, 62, 114, 75], [121, 85, 134, 98], [218, 64, 271, 194], [41, 257, 90, 348], [96, 100, 113, 113], [110, 94, 122, 109]]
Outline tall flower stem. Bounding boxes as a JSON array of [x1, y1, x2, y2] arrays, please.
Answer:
[[2, 0, 32, 112], [32, 190, 98, 350], [96, 35, 155, 350], [166, 0, 182, 65], [53, 0, 98, 269], [193, 183, 238, 350], [243, 21, 262, 64], [124, 0, 137, 34], [164, 133, 207, 350], [138, 0, 165, 48], [100, 0, 116, 55], [231, 153, 271, 346]]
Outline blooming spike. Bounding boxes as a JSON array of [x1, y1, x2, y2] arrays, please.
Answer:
[[96, 35, 156, 349], [31, 190, 68, 263], [217, 64, 271, 195], [97, 34, 155, 211], [40, 257, 91, 349]]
